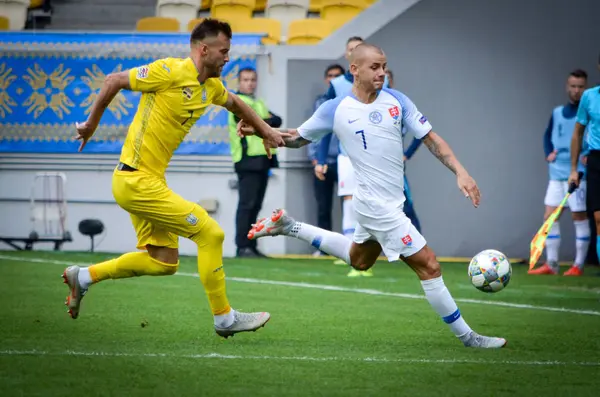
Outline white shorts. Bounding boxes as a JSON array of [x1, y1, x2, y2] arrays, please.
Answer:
[[337, 154, 356, 197], [353, 210, 427, 262], [544, 180, 587, 212]]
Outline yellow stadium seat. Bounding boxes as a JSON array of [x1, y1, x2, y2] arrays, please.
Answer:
[[211, 0, 255, 20], [0, 16, 9, 30], [29, 0, 44, 8], [156, 0, 200, 32], [320, 0, 367, 29], [136, 17, 180, 32], [254, 0, 267, 11], [187, 17, 206, 32], [230, 17, 281, 44], [200, 0, 212, 10], [308, 0, 322, 13], [286, 18, 334, 45]]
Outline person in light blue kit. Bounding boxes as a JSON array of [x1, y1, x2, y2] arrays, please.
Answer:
[[570, 56, 600, 268], [530, 70, 590, 276]]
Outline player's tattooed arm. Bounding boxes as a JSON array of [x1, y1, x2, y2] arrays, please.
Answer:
[[422, 131, 465, 175], [278, 129, 311, 148]]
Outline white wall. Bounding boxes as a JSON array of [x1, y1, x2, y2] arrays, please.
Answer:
[[0, 153, 296, 256]]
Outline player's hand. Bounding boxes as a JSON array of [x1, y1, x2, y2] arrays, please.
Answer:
[[403, 155, 408, 162], [568, 170, 581, 188], [236, 120, 255, 138], [546, 150, 557, 162], [75, 120, 97, 152], [457, 171, 480, 208], [314, 164, 328, 181]]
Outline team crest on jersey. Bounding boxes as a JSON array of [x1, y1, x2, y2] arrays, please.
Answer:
[[137, 66, 149, 79], [369, 110, 382, 124], [182, 87, 193, 100], [201, 88, 207, 103], [388, 105, 401, 127]]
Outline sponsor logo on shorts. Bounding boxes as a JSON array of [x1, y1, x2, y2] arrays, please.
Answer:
[[186, 213, 198, 226], [401, 235, 412, 246], [182, 87, 193, 100], [137, 66, 149, 79]]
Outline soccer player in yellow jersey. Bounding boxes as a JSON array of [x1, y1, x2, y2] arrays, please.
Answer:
[[61, 19, 286, 338]]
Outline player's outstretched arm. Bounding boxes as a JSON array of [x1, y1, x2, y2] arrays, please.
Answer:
[[224, 93, 286, 156], [75, 71, 130, 152], [422, 131, 480, 207], [278, 129, 311, 148]]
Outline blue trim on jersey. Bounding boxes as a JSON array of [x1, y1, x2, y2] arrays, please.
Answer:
[[404, 137, 422, 159], [576, 236, 590, 241], [342, 228, 356, 235], [543, 115, 554, 157], [442, 309, 461, 324], [547, 235, 560, 239]]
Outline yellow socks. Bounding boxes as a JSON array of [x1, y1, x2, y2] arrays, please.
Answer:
[[191, 218, 231, 316], [89, 251, 178, 283]]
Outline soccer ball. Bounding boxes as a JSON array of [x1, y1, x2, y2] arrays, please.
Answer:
[[468, 249, 512, 293]]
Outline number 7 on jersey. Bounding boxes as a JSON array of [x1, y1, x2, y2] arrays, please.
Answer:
[[355, 130, 367, 150]]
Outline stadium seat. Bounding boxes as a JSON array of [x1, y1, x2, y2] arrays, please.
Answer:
[[286, 18, 333, 45], [211, 0, 255, 20], [200, 0, 212, 10], [320, 0, 368, 30], [308, 0, 321, 13], [187, 17, 205, 31], [230, 17, 281, 44], [265, 0, 308, 38], [254, 0, 267, 11], [0, 15, 9, 30], [29, 0, 44, 8], [136, 17, 180, 32], [156, 0, 200, 32], [0, 0, 29, 30]]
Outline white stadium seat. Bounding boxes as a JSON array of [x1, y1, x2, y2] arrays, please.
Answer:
[[0, 0, 30, 30], [156, 0, 200, 32], [266, 0, 309, 38]]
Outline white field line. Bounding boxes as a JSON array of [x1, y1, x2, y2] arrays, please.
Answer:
[[2, 254, 600, 317], [0, 349, 598, 367]]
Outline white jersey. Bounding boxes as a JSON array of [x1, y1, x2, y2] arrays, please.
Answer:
[[298, 88, 432, 220]]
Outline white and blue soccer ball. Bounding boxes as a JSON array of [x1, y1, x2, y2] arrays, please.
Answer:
[[468, 249, 512, 293]]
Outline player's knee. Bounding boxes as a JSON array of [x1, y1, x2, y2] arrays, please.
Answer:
[[191, 218, 225, 246], [420, 251, 441, 279]]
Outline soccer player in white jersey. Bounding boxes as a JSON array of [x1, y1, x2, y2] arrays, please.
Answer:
[[240, 44, 506, 348]]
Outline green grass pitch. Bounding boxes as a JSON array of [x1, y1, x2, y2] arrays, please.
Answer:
[[1, 250, 600, 396]]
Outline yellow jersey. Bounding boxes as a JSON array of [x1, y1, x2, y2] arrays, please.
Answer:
[[120, 57, 229, 177]]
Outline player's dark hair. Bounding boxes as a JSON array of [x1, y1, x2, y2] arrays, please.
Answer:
[[569, 69, 588, 79], [238, 67, 257, 77], [190, 18, 232, 43], [346, 36, 363, 44], [324, 64, 345, 77]]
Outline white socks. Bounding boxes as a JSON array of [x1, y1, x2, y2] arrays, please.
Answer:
[[421, 276, 472, 338], [289, 222, 352, 264], [574, 219, 590, 268], [214, 309, 235, 328], [545, 222, 560, 266], [78, 267, 92, 290], [342, 199, 356, 239], [545, 220, 591, 269]]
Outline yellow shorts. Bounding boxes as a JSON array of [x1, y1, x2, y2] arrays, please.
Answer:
[[112, 169, 211, 250]]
